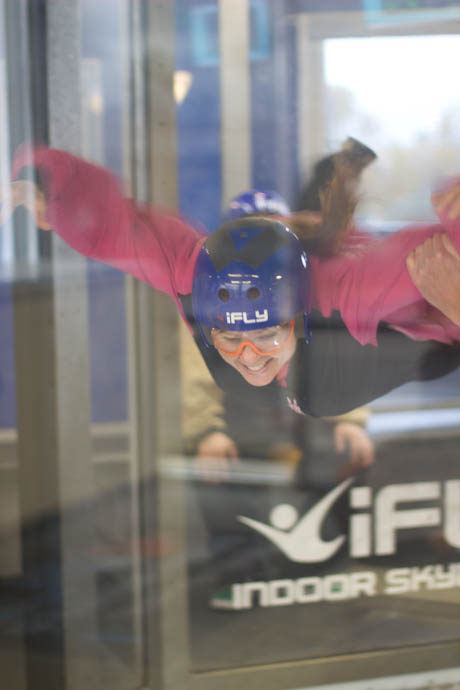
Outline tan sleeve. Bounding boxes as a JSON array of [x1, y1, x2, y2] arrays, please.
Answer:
[[324, 406, 370, 428], [179, 320, 227, 445]]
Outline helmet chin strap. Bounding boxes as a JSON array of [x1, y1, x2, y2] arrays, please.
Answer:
[[293, 313, 311, 343], [304, 313, 311, 344], [197, 321, 212, 348]]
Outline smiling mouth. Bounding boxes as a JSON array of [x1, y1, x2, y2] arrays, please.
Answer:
[[240, 359, 272, 375]]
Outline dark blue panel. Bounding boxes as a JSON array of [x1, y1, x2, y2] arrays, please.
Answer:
[[251, 1, 299, 208], [251, 1, 276, 193], [176, 0, 222, 232], [81, 0, 128, 423], [284, 19, 301, 204], [176, 0, 301, 228], [87, 262, 128, 424]]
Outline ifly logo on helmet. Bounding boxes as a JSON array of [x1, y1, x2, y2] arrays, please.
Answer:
[[226, 310, 269, 325], [253, 193, 288, 215]]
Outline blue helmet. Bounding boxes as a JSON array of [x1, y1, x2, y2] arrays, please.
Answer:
[[192, 217, 310, 345], [223, 189, 290, 222]]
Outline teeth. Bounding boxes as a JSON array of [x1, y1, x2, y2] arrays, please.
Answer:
[[246, 362, 267, 372]]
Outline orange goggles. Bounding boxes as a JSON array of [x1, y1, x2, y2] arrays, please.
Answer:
[[211, 319, 295, 358]]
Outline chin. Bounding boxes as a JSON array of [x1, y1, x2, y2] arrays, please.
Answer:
[[245, 376, 274, 387], [237, 365, 277, 387]]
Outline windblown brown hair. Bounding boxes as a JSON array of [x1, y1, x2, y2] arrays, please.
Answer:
[[278, 158, 359, 256]]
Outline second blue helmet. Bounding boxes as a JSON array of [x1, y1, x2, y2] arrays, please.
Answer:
[[223, 189, 290, 222]]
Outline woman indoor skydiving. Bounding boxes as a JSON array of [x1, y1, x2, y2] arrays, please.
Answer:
[[2, 143, 460, 417]]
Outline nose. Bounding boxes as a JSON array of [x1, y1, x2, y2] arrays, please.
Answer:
[[238, 342, 261, 364]]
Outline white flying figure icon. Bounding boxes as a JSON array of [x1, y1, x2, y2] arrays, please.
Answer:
[[238, 479, 352, 563]]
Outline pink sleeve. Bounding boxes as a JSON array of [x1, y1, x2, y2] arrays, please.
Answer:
[[12, 146, 205, 301], [311, 220, 460, 346]]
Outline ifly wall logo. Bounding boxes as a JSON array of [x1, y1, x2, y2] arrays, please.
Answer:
[[213, 479, 460, 610], [238, 479, 460, 563]]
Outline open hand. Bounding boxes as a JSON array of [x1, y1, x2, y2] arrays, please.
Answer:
[[334, 422, 375, 480], [432, 181, 460, 221], [194, 431, 239, 483], [0, 180, 52, 230], [406, 232, 460, 327]]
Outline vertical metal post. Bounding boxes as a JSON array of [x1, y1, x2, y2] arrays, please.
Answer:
[[8, 0, 101, 688], [296, 14, 326, 180], [219, 0, 251, 207], [129, 1, 190, 689], [45, 3, 103, 688]]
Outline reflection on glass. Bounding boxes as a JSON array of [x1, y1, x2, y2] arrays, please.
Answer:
[[2, 2, 460, 688]]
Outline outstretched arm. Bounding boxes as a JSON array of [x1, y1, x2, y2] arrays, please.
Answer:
[[312, 182, 460, 347], [5, 147, 204, 303]]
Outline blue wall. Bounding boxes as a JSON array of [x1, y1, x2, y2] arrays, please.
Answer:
[[175, 0, 298, 230], [0, 0, 301, 428]]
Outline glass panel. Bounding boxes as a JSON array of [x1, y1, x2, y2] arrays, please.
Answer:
[[179, 2, 460, 680], [3, 0, 460, 688]]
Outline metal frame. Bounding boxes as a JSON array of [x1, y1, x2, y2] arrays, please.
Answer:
[[297, 9, 460, 41], [219, 0, 251, 207], [7, 1, 101, 688], [189, 643, 460, 690], [128, 2, 190, 689]]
